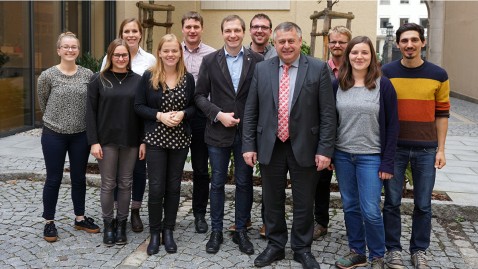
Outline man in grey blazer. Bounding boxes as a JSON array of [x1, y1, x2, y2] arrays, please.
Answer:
[[242, 22, 336, 269], [195, 14, 263, 255]]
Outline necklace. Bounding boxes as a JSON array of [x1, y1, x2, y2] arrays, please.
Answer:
[[112, 71, 128, 84]]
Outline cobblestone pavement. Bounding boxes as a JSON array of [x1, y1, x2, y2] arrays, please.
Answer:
[[1, 179, 478, 269]]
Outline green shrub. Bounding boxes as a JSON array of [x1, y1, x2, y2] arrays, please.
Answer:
[[76, 52, 102, 73]]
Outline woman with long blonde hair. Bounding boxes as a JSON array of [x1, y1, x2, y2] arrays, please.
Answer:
[[135, 34, 196, 255]]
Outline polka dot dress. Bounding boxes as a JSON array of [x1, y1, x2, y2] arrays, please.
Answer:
[[144, 75, 191, 149]]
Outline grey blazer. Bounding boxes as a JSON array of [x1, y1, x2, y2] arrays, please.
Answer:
[[242, 54, 336, 166]]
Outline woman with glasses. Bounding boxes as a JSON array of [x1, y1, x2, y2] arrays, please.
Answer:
[[37, 31, 100, 243], [135, 34, 195, 255], [100, 18, 156, 233], [87, 39, 143, 246], [333, 36, 399, 269]]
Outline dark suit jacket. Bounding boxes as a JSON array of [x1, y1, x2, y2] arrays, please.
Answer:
[[134, 71, 196, 136], [194, 47, 263, 147], [242, 54, 336, 167]]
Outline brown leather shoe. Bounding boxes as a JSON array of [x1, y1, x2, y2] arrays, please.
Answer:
[[259, 224, 266, 237], [130, 208, 143, 233], [313, 222, 328, 240]]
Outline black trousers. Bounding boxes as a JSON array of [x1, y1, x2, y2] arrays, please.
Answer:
[[147, 145, 189, 232], [260, 139, 319, 253], [314, 168, 333, 227], [189, 114, 210, 216]]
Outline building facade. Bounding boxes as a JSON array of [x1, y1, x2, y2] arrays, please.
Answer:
[[0, 0, 378, 136]]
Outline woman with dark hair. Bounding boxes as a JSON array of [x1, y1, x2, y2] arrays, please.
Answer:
[[37, 31, 100, 243], [135, 34, 195, 255], [100, 18, 156, 233], [333, 36, 399, 269], [87, 38, 143, 246]]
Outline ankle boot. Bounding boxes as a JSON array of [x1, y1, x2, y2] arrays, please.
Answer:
[[103, 219, 116, 246], [147, 232, 161, 255], [130, 208, 143, 233], [115, 219, 127, 245], [162, 229, 177, 253]]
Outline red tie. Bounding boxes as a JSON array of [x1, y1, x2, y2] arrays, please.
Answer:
[[278, 65, 290, 142]]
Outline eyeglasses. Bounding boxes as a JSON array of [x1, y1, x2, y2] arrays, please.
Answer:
[[113, 53, 129, 59], [329, 41, 348, 46], [251, 25, 271, 31], [60, 45, 79, 51]]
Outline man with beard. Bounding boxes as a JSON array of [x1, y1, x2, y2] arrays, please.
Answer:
[[382, 23, 450, 269], [313, 25, 352, 241], [246, 13, 277, 60]]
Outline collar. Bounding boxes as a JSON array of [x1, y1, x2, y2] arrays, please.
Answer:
[[224, 46, 244, 58], [279, 55, 300, 68], [182, 41, 203, 53], [247, 42, 272, 55]]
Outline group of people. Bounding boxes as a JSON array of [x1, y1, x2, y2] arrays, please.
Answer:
[[37, 9, 449, 269]]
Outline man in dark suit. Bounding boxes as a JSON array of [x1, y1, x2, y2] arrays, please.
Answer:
[[242, 22, 336, 269], [195, 14, 263, 255]]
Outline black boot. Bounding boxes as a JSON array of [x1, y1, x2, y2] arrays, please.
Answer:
[[147, 232, 161, 255], [162, 229, 177, 253], [131, 208, 143, 233], [103, 219, 116, 246], [115, 219, 127, 245]]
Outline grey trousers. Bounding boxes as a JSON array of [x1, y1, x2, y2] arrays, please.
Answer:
[[98, 145, 138, 221]]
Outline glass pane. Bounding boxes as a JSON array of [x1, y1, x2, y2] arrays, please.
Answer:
[[34, 1, 61, 126], [0, 1, 32, 133]]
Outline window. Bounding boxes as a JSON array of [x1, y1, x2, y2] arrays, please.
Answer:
[[400, 0, 409, 3], [380, 0, 390, 4], [400, 18, 409, 26], [380, 18, 390, 29], [420, 18, 429, 28]]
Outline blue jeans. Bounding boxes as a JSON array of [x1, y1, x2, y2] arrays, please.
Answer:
[[208, 132, 253, 232], [383, 146, 436, 254], [41, 127, 90, 220], [334, 149, 385, 260]]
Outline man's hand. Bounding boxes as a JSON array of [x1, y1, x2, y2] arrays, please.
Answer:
[[217, 112, 240, 127], [435, 151, 446, 169], [243, 152, 257, 167], [315, 155, 331, 171]]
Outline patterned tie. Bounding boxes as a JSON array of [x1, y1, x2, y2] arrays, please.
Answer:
[[278, 64, 290, 142]]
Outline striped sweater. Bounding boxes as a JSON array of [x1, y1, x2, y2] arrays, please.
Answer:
[[382, 60, 450, 148]]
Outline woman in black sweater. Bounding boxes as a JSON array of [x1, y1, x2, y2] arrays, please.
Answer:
[[135, 34, 195, 255], [86, 38, 144, 246]]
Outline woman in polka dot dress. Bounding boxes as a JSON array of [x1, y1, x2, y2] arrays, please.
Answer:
[[134, 34, 196, 256]]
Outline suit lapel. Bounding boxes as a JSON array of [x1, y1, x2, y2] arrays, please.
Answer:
[[237, 48, 251, 95], [270, 57, 280, 110], [217, 48, 235, 94], [291, 54, 308, 110]]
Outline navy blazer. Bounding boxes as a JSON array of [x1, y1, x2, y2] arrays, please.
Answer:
[[195, 47, 263, 147], [134, 71, 196, 136]]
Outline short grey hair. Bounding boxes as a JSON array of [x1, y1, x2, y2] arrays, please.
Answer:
[[273, 22, 302, 40]]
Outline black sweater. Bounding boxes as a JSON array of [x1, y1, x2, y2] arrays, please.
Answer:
[[86, 71, 142, 147]]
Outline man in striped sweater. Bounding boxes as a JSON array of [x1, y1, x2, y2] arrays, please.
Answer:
[[382, 23, 450, 269]]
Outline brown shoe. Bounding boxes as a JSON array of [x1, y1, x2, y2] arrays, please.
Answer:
[[130, 208, 143, 233], [313, 222, 328, 240], [259, 224, 266, 237], [227, 220, 252, 232]]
